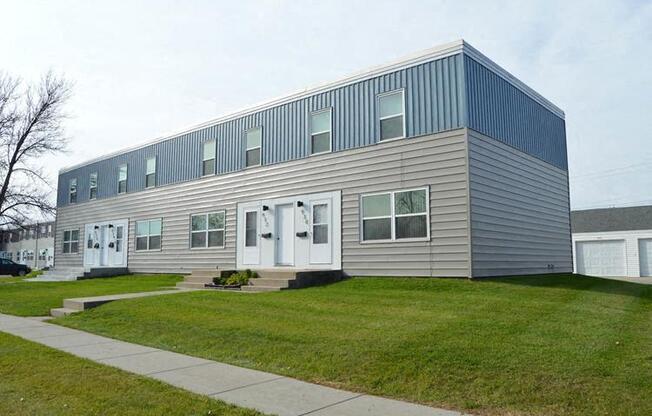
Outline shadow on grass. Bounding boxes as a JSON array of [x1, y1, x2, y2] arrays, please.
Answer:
[[475, 273, 652, 300]]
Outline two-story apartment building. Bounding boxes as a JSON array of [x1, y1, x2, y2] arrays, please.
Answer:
[[0, 222, 55, 269], [54, 40, 572, 278]]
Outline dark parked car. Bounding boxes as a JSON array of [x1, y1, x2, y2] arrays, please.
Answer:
[[0, 258, 31, 276]]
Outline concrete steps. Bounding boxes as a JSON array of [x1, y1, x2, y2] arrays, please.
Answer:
[[50, 307, 79, 317], [175, 268, 219, 289], [27, 267, 86, 282], [241, 269, 345, 292]]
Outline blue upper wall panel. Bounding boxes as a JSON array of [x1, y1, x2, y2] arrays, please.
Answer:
[[57, 54, 466, 206], [464, 55, 567, 169]]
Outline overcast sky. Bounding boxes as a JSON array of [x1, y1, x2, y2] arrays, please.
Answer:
[[3, 0, 651, 211]]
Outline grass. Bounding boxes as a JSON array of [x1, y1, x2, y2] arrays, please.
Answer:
[[0, 332, 262, 416], [54, 274, 652, 416], [0, 274, 182, 316]]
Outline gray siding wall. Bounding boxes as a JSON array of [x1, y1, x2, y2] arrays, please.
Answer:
[[57, 54, 466, 207], [468, 130, 572, 277], [55, 130, 470, 277], [465, 55, 567, 169]]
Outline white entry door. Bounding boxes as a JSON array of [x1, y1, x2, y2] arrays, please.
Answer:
[[310, 199, 332, 264], [83, 219, 128, 268], [275, 204, 295, 265], [242, 209, 260, 265], [639, 239, 652, 277], [576, 240, 626, 277]]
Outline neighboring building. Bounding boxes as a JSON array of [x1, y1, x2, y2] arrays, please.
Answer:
[[0, 222, 55, 269], [54, 40, 571, 278], [572, 206, 652, 278]]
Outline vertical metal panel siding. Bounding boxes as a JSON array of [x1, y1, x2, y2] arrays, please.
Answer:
[[57, 54, 465, 207], [464, 55, 567, 170]]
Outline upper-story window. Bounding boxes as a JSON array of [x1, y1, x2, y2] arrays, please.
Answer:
[[202, 140, 215, 176], [118, 164, 128, 194], [245, 127, 261, 167], [361, 187, 429, 242], [69, 178, 77, 203], [89, 172, 98, 200], [310, 109, 332, 154], [146, 157, 156, 188], [378, 90, 405, 141]]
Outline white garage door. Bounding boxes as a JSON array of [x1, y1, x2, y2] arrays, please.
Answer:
[[639, 239, 652, 277], [576, 240, 626, 277]]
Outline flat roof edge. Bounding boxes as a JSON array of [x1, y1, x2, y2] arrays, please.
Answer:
[[60, 39, 564, 174]]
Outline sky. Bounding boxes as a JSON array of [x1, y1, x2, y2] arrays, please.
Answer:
[[2, 0, 651, 211]]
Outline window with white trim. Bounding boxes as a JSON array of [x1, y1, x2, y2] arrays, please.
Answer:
[[118, 164, 128, 194], [245, 127, 261, 167], [63, 229, 79, 253], [146, 157, 156, 188], [378, 90, 405, 141], [310, 109, 331, 154], [89, 172, 98, 200], [190, 211, 225, 248], [361, 188, 429, 241], [202, 140, 215, 176], [135, 219, 162, 251], [69, 178, 77, 203]]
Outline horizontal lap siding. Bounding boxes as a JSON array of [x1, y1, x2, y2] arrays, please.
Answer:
[[468, 130, 572, 277], [57, 54, 465, 207], [55, 130, 470, 277]]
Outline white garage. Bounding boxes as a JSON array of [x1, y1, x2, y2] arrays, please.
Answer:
[[575, 240, 626, 276], [572, 205, 652, 278]]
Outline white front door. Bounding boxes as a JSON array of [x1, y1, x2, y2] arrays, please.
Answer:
[[242, 210, 260, 265], [576, 240, 626, 276], [275, 204, 295, 265], [99, 225, 109, 266], [310, 199, 332, 264], [83, 219, 128, 268]]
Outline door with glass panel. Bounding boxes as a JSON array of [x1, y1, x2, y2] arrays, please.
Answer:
[[310, 199, 332, 264], [243, 209, 260, 265]]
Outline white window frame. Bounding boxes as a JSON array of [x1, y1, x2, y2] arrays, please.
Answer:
[[202, 140, 216, 176], [359, 187, 430, 243], [135, 218, 162, 252], [189, 210, 226, 249], [309, 107, 332, 155], [145, 157, 156, 188], [69, 178, 77, 204], [62, 229, 79, 254], [377, 89, 406, 142], [245, 126, 262, 168], [89, 172, 98, 200], [117, 164, 128, 194]]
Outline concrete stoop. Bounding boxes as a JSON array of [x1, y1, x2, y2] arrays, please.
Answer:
[[28, 267, 130, 282], [242, 269, 344, 293], [176, 268, 219, 289]]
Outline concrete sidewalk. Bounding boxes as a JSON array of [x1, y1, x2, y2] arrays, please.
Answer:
[[0, 313, 465, 416]]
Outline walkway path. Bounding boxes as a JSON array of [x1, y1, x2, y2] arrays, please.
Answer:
[[0, 313, 465, 416]]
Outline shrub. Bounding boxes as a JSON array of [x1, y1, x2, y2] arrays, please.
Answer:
[[220, 269, 259, 286]]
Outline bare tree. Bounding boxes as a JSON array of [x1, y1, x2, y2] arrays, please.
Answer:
[[0, 71, 72, 228]]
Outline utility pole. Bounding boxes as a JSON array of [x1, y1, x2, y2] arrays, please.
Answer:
[[34, 222, 39, 269]]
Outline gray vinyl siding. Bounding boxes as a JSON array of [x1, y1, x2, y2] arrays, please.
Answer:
[[55, 129, 470, 277], [468, 130, 572, 277], [57, 54, 466, 207], [465, 55, 567, 169]]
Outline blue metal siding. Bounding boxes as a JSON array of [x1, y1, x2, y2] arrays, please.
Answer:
[[58, 54, 466, 207], [464, 55, 567, 170]]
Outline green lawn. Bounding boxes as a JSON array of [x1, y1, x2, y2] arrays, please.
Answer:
[[0, 274, 182, 316], [0, 332, 262, 416], [54, 274, 652, 416]]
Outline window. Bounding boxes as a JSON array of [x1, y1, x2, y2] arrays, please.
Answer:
[[190, 211, 225, 248], [63, 229, 79, 253], [202, 140, 215, 176], [118, 164, 128, 194], [378, 90, 405, 141], [310, 109, 332, 154], [245, 211, 257, 247], [245, 127, 261, 167], [89, 172, 98, 200], [361, 188, 429, 242], [69, 178, 77, 203], [146, 157, 156, 188], [135, 219, 162, 251], [312, 203, 329, 244]]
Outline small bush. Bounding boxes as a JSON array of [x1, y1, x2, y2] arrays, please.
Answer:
[[214, 269, 258, 286]]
